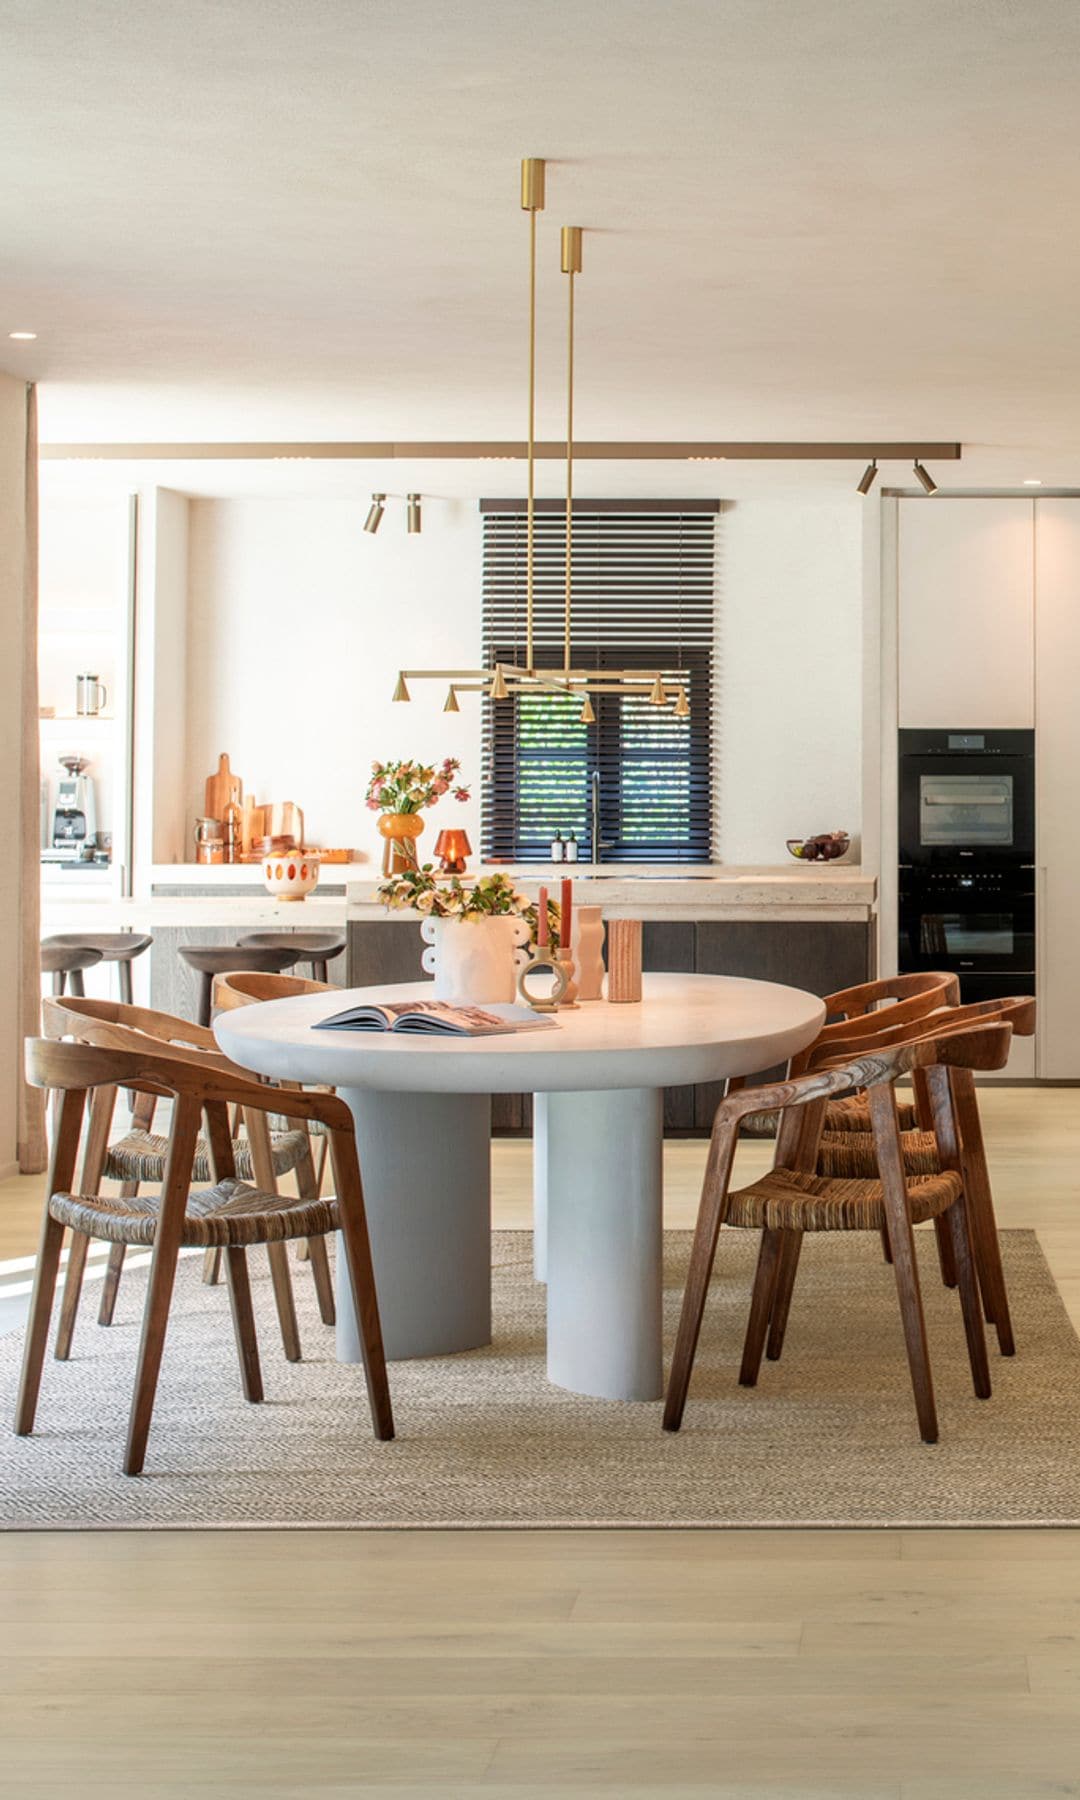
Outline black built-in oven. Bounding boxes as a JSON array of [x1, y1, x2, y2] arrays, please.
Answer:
[[898, 729, 1035, 1002], [899, 728, 1034, 868]]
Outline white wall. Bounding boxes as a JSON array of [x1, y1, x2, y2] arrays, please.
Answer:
[[183, 490, 863, 868], [715, 498, 863, 863], [0, 373, 30, 1171]]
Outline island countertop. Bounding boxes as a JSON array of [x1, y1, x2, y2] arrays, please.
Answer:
[[41, 862, 876, 930]]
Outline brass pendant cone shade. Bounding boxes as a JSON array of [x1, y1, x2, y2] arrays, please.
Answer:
[[364, 493, 385, 533], [443, 684, 459, 713], [392, 671, 411, 703], [407, 492, 422, 533], [579, 693, 596, 724], [648, 673, 668, 707], [520, 157, 546, 211], [674, 687, 691, 719], [489, 664, 510, 700]]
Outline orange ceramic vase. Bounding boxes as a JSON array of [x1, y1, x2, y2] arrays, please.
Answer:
[[378, 811, 425, 875]]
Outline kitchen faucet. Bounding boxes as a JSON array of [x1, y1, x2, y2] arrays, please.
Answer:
[[590, 769, 613, 865]]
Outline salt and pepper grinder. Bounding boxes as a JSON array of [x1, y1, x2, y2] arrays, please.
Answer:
[[554, 876, 578, 1006]]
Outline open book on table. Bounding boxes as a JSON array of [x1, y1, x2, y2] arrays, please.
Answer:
[[313, 999, 558, 1037]]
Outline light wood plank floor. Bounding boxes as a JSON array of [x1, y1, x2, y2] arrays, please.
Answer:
[[0, 1087, 1078, 1798]]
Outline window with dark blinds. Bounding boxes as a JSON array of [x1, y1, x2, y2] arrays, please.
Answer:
[[481, 500, 716, 863]]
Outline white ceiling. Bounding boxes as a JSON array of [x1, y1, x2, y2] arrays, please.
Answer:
[[6, 0, 1080, 479]]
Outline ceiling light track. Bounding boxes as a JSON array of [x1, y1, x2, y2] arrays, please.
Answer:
[[41, 439, 965, 462]]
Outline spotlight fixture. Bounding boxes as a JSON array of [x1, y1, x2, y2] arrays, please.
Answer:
[[648, 674, 668, 707], [1023, 478, 1043, 486], [913, 460, 938, 496], [579, 694, 596, 724], [674, 688, 691, 719], [443, 684, 459, 712], [407, 492, 422, 534], [8, 330, 36, 341], [392, 671, 411, 702], [364, 493, 386, 533], [856, 459, 879, 496]]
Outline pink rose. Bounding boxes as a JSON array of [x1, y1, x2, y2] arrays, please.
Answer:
[[454, 786, 470, 802], [366, 798, 381, 811], [432, 778, 449, 795]]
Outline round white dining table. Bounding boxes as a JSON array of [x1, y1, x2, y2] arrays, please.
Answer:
[[214, 972, 825, 1403]]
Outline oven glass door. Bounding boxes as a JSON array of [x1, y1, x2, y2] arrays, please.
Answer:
[[899, 882, 1035, 975], [899, 753, 1034, 864], [919, 773, 1013, 848]]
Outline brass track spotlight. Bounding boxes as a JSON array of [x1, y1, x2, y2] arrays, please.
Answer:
[[857, 460, 878, 496], [364, 493, 386, 533], [407, 493, 422, 534], [913, 460, 938, 495]]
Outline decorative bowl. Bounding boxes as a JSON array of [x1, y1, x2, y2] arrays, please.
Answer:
[[786, 831, 851, 863], [263, 851, 321, 902]]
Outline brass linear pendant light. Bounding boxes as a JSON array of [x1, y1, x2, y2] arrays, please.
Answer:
[[391, 158, 688, 721]]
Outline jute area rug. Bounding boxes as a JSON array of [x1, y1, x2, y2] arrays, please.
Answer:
[[1, 1229, 1077, 1529]]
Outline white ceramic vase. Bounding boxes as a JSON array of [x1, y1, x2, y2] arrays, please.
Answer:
[[419, 914, 532, 1003]]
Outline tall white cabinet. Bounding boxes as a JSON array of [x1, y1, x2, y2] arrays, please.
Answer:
[[898, 500, 1035, 729], [1033, 502, 1080, 1078], [895, 495, 1080, 1076]]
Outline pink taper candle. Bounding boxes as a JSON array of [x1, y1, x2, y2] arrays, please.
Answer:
[[537, 885, 549, 947], [560, 876, 573, 947]]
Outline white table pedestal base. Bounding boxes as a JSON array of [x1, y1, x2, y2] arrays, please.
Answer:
[[334, 1088, 492, 1363], [532, 1091, 549, 1283], [540, 1086, 665, 1402]]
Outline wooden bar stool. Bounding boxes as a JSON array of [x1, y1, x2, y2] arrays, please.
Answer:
[[41, 932, 153, 1004], [177, 945, 301, 1027], [40, 941, 103, 998], [238, 931, 346, 985]]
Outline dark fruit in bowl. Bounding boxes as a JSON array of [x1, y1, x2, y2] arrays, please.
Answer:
[[786, 831, 851, 862]]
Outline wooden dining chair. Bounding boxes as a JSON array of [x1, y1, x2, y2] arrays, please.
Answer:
[[664, 1023, 1013, 1444], [213, 970, 337, 1198], [40, 996, 335, 1362], [17, 1035, 392, 1476], [801, 995, 1036, 1358]]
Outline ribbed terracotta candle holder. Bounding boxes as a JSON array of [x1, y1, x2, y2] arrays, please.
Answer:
[[606, 918, 643, 1003]]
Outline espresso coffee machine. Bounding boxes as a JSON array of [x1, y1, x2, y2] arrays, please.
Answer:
[[43, 754, 98, 860]]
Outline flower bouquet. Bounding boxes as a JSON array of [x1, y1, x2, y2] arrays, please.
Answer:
[[379, 868, 561, 1002], [366, 757, 470, 874]]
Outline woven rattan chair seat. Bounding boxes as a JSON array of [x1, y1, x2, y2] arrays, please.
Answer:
[[268, 1112, 328, 1138], [49, 1178, 340, 1249], [825, 1093, 919, 1133], [723, 1164, 962, 1233], [817, 1128, 941, 1181], [104, 1127, 308, 1185]]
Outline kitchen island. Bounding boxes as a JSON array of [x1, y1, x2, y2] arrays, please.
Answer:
[[42, 863, 875, 1127]]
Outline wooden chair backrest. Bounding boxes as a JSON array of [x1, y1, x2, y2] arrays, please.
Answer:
[[788, 972, 962, 1075], [213, 970, 332, 1012], [822, 971, 962, 1020], [715, 1023, 1013, 1135], [41, 993, 219, 1055], [808, 994, 1036, 1070], [25, 1034, 353, 1133]]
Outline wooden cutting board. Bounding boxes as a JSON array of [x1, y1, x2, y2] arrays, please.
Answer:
[[205, 754, 242, 823]]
